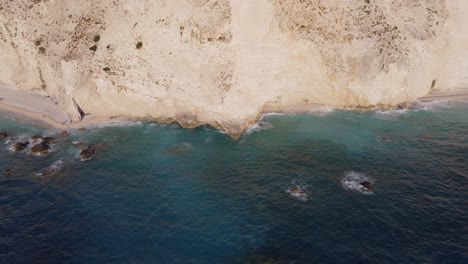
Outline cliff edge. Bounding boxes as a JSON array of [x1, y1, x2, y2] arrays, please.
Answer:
[[1, 0, 468, 137]]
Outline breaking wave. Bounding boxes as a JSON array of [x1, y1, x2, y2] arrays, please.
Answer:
[[244, 121, 273, 136], [341, 171, 375, 195], [35, 159, 64, 177], [374, 109, 409, 120]]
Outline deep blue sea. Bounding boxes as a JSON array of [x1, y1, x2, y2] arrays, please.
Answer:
[[1, 100, 467, 264]]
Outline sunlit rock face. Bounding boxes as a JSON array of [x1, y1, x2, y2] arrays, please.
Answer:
[[1, 0, 467, 137]]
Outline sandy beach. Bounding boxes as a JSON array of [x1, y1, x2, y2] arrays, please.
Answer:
[[0, 84, 130, 130], [417, 90, 468, 102]]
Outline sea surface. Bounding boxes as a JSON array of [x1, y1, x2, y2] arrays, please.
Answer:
[[1, 100, 467, 264]]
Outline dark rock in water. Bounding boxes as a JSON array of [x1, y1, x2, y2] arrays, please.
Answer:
[[59, 131, 70, 137], [30, 142, 50, 155], [396, 105, 404, 110], [31, 135, 43, 142], [14, 141, 30, 152], [166, 143, 193, 155], [0, 131, 7, 138], [382, 136, 391, 142], [42, 136, 56, 144], [360, 181, 374, 191], [78, 128, 86, 132], [3, 169, 14, 175], [80, 147, 96, 161], [291, 186, 303, 194], [422, 134, 433, 140]]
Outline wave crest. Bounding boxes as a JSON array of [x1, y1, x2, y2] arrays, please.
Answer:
[[341, 171, 375, 195]]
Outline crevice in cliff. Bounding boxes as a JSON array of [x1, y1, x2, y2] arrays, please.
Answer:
[[72, 98, 85, 120], [430, 79, 437, 90]]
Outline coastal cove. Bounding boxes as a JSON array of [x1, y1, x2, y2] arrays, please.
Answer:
[[1, 100, 467, 263]]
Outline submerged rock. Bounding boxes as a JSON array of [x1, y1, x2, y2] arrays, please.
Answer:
[[59, 131, 70, 137], [291, 186, 304, 194], [287, 184, 308, 201], [382, 136, 391, 142], [80, 147, 96, 161], [36, 160, 63, 177], [14, 141, 29, 152], [0, 132, 7, 138], [341, 171, 375, 195], [3, 169, 14, 175], [42, 136, 56, 144], [31, 135, 43, 142], [360, 181, 375, 192], [30, 142, 50, 155]]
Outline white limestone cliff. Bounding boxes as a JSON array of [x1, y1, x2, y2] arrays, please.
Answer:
[[1, 0, 467, 137]]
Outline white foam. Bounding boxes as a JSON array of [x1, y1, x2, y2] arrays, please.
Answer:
[[1, 114, 16, 120], [284, 181, 309, 201], [409, 99, 452, 111], [5, 133, 31, 151], [308, 106, 336, 116], [260, 112, 286, 119], [35, 159, 63, 176], [243, 121, 273, 136], [88, 120, 144, 129], [341, 171, 375, 195], [260, 107, 336, 119], [374, 109, 408, 120]]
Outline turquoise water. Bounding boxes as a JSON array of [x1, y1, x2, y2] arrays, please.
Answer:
[[1, 101, 467, 263]]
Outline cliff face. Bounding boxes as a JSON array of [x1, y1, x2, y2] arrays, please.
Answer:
[[1, 0, 467, 136]]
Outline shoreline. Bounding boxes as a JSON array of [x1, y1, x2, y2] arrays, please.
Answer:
[[1, 85, 468, 134], [417, 90, 468, 102], [0, 85, 133, 131]]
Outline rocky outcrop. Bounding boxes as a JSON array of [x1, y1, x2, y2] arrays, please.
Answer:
[[1, 0, 467, 137]]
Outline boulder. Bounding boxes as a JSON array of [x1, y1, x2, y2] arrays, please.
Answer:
[[14, 141, 29, 151], [31, 135, 43, 142], [59, 131, 70, 137], [3, 169, 14, 175], [30, 142, 50, 155], [80, 147, 96, 161], [42, 136, 56, 143], [360, 181, 374, 192]]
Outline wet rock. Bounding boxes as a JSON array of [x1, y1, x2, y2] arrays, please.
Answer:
[[287, 184, 308, 201], [30, 142, 50, 155], [5, 137, 17, 144], [59, 131, 70, 137], [36, 160, 63, 177], [31, 135, 43, 142], [360, 181, 374, 192], [382, 136, 391, 142], [3, 169, 14, 175], [291, 186, 304, 194], [0, 131, 7, 138], [14, 141, 29, 152], [80, 147, 96, 161], [42, 136, 56, 144]]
